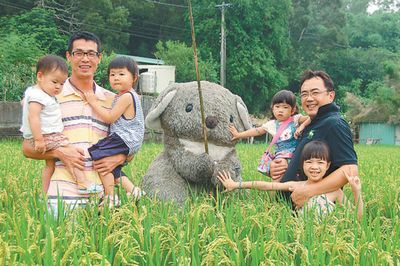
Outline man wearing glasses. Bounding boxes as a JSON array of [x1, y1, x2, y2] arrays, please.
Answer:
[[270, 70, 358, 208], [23, 32, 125, 214]]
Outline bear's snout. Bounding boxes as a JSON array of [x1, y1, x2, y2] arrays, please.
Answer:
[[205, 116, 219, 129]]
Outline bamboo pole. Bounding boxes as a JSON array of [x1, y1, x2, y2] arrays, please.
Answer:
[[188, 0, 209, 154]]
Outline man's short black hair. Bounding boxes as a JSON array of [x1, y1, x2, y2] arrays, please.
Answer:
[[300, 70, 334, 92], [67, 31, 101, 53]]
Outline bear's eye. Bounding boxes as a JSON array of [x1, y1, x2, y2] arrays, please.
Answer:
[[185, 103, 193, 112], [229, 115, 234, 123]]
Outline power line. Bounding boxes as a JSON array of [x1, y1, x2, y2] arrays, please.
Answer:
[[81, 21, 184, 41], [129, 21, 186, 36], [143, 0, 217, 10], [0, 1, 187, 41], [143, 0, 187, 9], [0, 0, 189, 35], [0, 1, 33, 11], [129, 17, 189, 32]]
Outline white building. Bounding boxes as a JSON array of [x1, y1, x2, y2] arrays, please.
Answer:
[[120, 55, 175, 94]]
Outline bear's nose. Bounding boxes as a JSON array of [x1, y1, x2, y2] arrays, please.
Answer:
[[205, 116, 219, 129]]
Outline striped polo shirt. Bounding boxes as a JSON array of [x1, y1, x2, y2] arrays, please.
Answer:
[[47, 78, 115, 211]]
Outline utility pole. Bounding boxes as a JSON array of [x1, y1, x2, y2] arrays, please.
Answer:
[[216, 2, 232, 88]]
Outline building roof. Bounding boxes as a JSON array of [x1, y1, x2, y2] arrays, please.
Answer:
[[117, 54, 165, 65]]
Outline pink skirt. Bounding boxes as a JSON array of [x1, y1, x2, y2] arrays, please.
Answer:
[[29, 132, 69, 151]]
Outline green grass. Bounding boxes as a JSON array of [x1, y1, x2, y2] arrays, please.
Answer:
[[0, 140, 399, 265]]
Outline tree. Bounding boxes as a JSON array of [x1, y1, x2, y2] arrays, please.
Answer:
[[346, 11, 400, 52], [154, 40, 218, 83], [289, 0, 348, 68], [319, 48, 398, 100], [0, 33, 44, 101], [0, 7, 67, 54], [192, 0, 292, 114], [94, 52, 117, 89], [0, 0, 35, 17], [345, 62, 400, 125], [342, 0, 370, 14], [75, 0, 131, 53]]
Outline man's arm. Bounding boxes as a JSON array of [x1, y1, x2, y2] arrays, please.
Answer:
[[22, 139, 85, 170], [291, 164, 358, 207]]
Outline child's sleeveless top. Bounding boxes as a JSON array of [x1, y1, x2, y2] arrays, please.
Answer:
[[110, 89, 144, 155]]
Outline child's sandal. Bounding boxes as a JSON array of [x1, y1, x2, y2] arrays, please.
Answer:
[[99, 195, 120, 209], [78, 184, 104, 194]]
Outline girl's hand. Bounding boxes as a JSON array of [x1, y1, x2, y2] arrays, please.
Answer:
[[217, 170, 238, 192], [83, 92, 96, 105], [34, 140, 46, 154], [342, 169, 362, 193], [229, 124, 240, 141]]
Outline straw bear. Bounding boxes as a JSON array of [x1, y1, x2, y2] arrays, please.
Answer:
[[142, 81, 252, 205]]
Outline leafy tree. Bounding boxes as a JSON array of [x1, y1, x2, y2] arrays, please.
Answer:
[[74, 0, 131, 53], [342, 0, 371, 14], [192, 0, 292, 114], [346, 11, 400, 52], [0, 0, 35, 16], [94, 52, 117, 89], [290, 0, 348, 58], [0, 33, 44, 101], [38, 0, 188, 56], [319, 48, 397, 94], [371, 0, 400, 11], [345, 84, 400, 124], [345, 60, 400, 125], [0, 7, 67, 55], [154, 40, 218, 83]]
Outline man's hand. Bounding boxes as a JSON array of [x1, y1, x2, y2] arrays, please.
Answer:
[[34, 139, 46, 154], [22, 139, 85, 172], [93, 153, 126, 176], [290, 183, 312, 208], [126, 154, 134, 162], [270, 158, 288, 180], [56, 146, 85, 171], [287, 181, 304, 192]]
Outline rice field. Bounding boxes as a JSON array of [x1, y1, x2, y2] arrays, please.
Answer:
[[0, 140, 399, 265]]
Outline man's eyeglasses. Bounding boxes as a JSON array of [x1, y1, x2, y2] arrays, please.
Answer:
[[71, 50, 100, 59], [300, 90, 328, 99]]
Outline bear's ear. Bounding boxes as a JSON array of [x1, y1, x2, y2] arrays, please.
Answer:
[[145, 90, 177, 130], [236, 96, 252, 130]]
